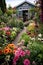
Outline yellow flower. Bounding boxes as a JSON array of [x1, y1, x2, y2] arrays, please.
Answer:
[[27, 22, 35, 31]]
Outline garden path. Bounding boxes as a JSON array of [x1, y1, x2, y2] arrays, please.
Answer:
[[13, 27, 26, 45]]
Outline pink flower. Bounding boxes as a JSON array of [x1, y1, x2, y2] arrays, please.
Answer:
[[15, 50, 20, 57], [13, 61, 16, 65], [25, 50, 30, 56], [0, 28, 2, 30], [20, 50, 25, 57], [23, 59, 30, 65], [13, 55, 20, 65], [17, 47, 22, 51], [2, 27, 10, 31], [15, 47, 25, 57], [13, 56, 19, 62]]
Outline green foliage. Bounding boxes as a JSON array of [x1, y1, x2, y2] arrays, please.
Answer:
[[20, 33, 30, 46], [18, 20, 24, 29], [10, 31, 17, 41], [1, 13, 9, 23], [29, 5, 41, 23], [0, 30, 7, 49], [7, 18, 24, 29], [0, 9, 24, 29], [39, 23, 43, 37], [0, 8, 3, 16], [7, 9, 13, 16], [13, 9, 17, 14], [27, 40, 43, 65], [34, 12, 41, 22], [0, 27, 20, 48]]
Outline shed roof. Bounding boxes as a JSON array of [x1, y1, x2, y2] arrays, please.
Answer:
[[16, 1, 35, 8]]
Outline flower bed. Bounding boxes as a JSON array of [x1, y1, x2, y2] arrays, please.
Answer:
[[26, 21, 39, 37], [0, 43, 17, 65], [0, 27, 20, 44], [17, 32, 43, 65], [13, 47, 30, 65]]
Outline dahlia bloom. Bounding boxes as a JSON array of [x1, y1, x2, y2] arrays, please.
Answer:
[[23, 59, 30, 65]]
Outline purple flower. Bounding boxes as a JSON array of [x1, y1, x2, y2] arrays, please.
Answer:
[[23, 59, 30, 65]]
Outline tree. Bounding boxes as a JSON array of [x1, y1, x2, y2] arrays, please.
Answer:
[[35, 0, 43, 23], [0, 0, 6, 13]]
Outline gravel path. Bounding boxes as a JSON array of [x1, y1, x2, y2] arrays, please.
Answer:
[[13, 27, 26, 44]]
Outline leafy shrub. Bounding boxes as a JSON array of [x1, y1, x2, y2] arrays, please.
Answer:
[[7, 9, 13, 16], [18, 20, 24, 29], [7, 18, 24, 29], [0, 8, 3, 16], [10, 31, 17, 41], [39, 23, 43, 37], [0, 13, 9, 23], [0, 27, 19, 44], [27, 40, 43, 65], [19, 33, 30, 46]]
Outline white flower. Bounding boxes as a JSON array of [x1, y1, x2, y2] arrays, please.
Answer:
[[5, 55, 10, 61], [38, 34, 42, 38], [38, 38, 41, 41], [31, 38, 35, 41]]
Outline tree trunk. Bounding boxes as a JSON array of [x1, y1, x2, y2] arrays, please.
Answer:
[[40, 0, 43, 22], [0, 0, 6, 13]]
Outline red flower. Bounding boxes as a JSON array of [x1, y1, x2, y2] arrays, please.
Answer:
[[0, 50, 3, 55], [6, 31, 11, 35]]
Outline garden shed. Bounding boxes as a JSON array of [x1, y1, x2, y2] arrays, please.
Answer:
[[16, 1, 35, 21]]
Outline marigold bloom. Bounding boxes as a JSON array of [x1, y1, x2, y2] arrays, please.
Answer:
[[8, 43, 16, 49], [3, 47, 12, 54]]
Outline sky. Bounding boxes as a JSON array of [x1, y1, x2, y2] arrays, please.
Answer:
[[6, 0, 35, 8]]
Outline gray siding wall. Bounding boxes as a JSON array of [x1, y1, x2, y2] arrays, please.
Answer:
[[16, 2, 34, 18]]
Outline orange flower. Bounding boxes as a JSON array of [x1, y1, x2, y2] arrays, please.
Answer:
[[3, 47, 12, 54], [3, 49, 9, 54], [7, 43, 16, 49], [4, 46, 10, 50], [8, 48, 12, 53], [13, 50, 16, 54]]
